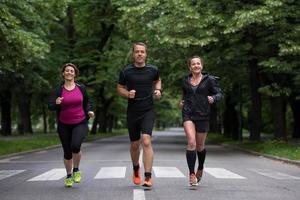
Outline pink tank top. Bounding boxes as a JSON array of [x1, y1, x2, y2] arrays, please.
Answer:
[[59, 85, 86, 124]]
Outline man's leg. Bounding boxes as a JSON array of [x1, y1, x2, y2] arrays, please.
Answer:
[[142, 134, 153, 187], [130, 140, 140, 167], [142, 134, 153, 173]]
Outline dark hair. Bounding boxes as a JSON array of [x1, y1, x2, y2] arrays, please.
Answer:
[[61, 63, 79, 76], [132, 42, 147, 52], [187, 56, 203, 67]]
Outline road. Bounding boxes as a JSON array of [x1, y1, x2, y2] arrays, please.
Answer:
[[0, 128, 299, 200]]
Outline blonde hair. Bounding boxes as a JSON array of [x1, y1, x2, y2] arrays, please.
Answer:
[[132, 42, 147, 52]]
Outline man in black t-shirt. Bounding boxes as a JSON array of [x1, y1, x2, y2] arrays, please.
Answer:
[[117, 42, 162, 188]]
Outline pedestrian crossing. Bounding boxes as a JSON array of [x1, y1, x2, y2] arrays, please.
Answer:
[[0, 167, 299, 182]]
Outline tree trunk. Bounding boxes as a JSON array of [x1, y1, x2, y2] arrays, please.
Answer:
[[107, 114, 114, 133], [41, 101, 47, 133], [91, 105, 100, 134], [289, 97, 300, 138], [248, 62, 262, 141], [223, 96, 239, 140], [0, 90, 12, 135], [66, 5, 76, 60], [98, 107, 108, 133], [209, 104, 221, 133], [270, 96, 287, 141], [17, 92, 33, 134]]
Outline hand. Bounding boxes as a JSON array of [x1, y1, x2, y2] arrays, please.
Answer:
[[153, 89, 161, 99], [88, 111, 95, 118], [128, 90, 136, 99], [179, 100, 184, 109], [56, 97, 64, 105], [207, 96, 214, 104]]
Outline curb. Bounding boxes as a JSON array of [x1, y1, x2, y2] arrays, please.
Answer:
[[220, 143, 300, 167], [0, 144, 61, 160]]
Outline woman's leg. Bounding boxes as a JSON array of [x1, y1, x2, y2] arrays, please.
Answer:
[[71, 122, 88, 170], [57, 123, 73, 176], [183, 121, 197, 175]]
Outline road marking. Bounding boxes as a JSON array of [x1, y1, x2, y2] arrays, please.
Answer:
[[205, 168, 246, 179], [0, 156, 23, 163], [249, 169, 300, 180], [94, 167, 126, 179], [133, 189, 145, 200], [0, 170, 25, 180], [153, 167, 185, 178], [28, 168, 65, 181]]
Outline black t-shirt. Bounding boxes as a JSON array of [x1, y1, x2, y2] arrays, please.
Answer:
[[118, 64, 160, 112]]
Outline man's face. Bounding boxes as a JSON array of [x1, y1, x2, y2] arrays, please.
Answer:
[[133, 44, 147, 65]]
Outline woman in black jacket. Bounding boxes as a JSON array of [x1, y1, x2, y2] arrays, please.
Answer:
[[48, 63, 94, 187], [179, 56, 222, 187]]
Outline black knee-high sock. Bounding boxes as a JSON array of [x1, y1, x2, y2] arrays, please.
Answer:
[[197, 149, 206, 170], [186, 150, 196, 175]]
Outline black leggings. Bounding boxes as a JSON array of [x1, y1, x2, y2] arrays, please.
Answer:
[[57, 120, 88, 160]]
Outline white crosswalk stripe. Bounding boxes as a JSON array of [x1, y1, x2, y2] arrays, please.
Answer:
[[0, 170, 25, 180], [94, 167, 126, 179], [205, 168, 246, 179], [249, 169, 300, 180], [133, 189, 145, 200], [1, 167, 299, 182], [153, 167, 185, 178], [28, 168, 66, 181]]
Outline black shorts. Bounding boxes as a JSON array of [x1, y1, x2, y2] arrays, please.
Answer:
[[127, 109, 155, 141], [183, 118, 209, 133]]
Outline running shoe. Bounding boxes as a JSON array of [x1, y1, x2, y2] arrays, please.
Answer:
[[196, 169, 203, 183], [142, 177, 153, 188], [189, 174, 198, 187], [64, 177, 73, 187], [132, 169, 141, 185], [73, 171, 81, 183]]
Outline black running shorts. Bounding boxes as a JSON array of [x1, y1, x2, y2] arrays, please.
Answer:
[[127, 109, 155, 141], [183, 119, 209, 133]]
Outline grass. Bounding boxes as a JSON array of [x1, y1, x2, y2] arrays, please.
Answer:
[[1, 130, 299, 161], [0, 129, 127, 157], [207, 133, 300, 161]]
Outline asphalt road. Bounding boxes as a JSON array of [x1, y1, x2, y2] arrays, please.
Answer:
[[0, 128, 299, 200]]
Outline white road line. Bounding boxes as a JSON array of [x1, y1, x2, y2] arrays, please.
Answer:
[[28, 168, 66, 181], [0, 170, 25, 180], [133, 189, 145, 200], [0, 156, 23, 163], [205, 168, 246, 179], [153, 167, 185, 178], [249, 169, 300, 180], [94, 167, 126, 179]]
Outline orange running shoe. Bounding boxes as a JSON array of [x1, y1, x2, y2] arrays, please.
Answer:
[[189, 174, 198, 186], [132, 169, 141, 185], [196, 169, 203, 183], [142, 177, 153, 188]]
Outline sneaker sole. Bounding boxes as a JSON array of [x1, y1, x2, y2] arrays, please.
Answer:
[[141, 184, 152, 190]]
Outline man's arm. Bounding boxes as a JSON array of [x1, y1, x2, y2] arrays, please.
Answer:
[[117, 84, 129, 98], [153, 78, 162, 99], [153, 78, 162, 91], [117, 84, 136, 99]]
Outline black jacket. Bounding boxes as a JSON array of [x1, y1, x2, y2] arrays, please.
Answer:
[[182, 73, 222, 121], [48, 82, 93, 122]]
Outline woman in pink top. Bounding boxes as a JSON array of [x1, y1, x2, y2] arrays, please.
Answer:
[[48, 63, 94, 187]]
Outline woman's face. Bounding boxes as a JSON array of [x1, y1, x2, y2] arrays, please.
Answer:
[[62, 66, 76, 81], [189, 58, 203, 74]]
